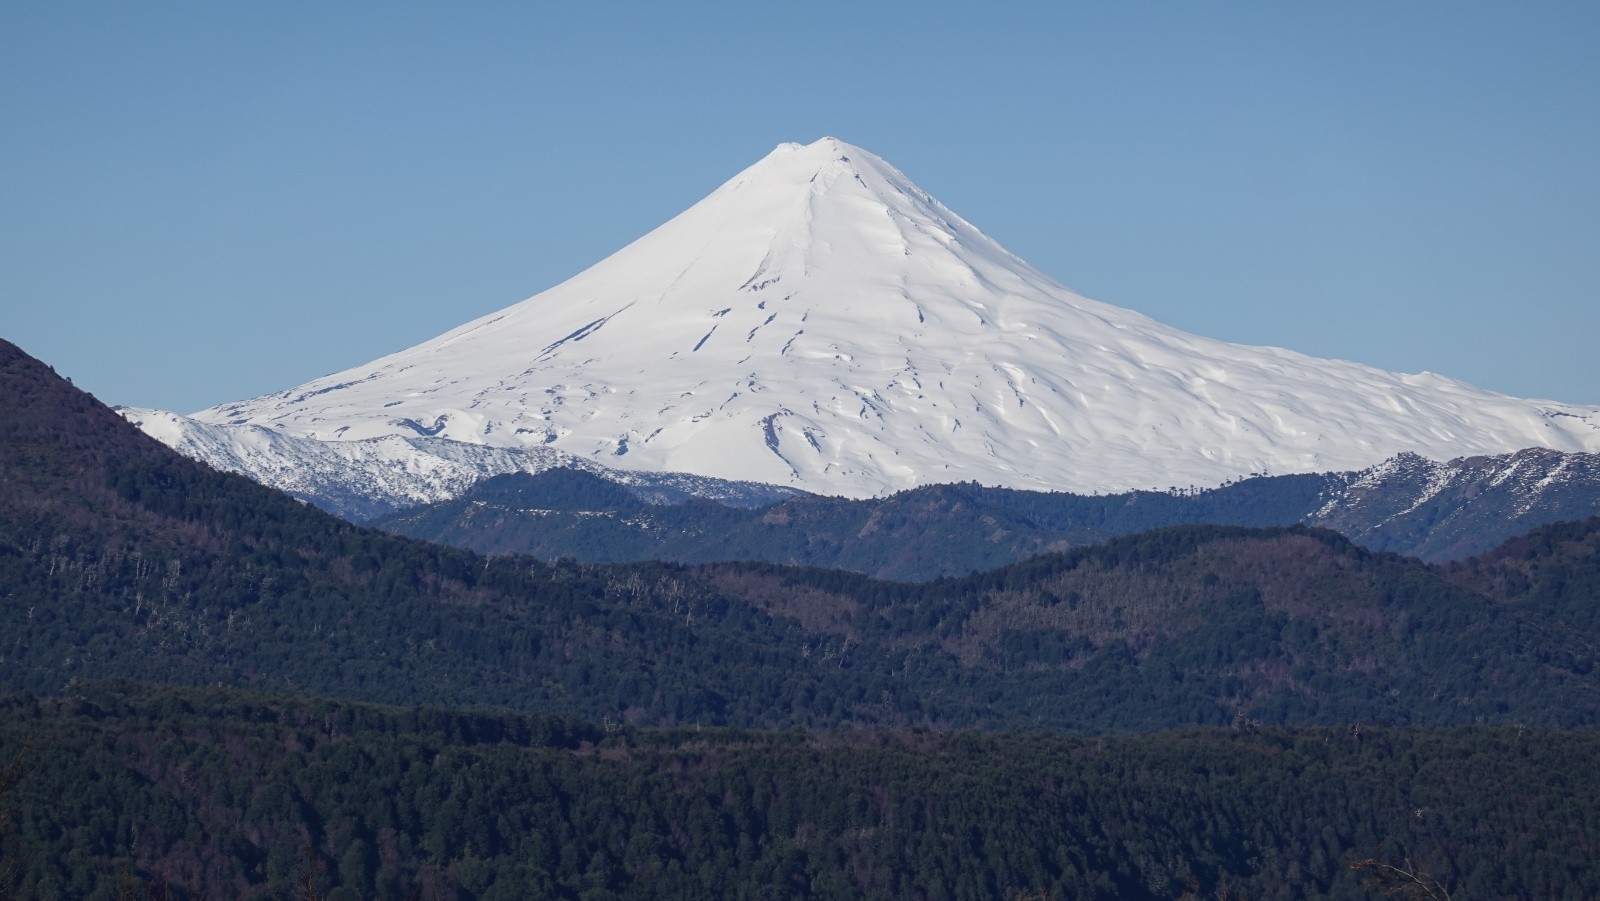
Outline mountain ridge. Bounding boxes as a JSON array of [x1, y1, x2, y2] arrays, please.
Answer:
[[371, 448, 1600, 579]]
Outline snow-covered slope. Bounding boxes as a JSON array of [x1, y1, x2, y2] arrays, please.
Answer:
[[120, 407, 802, 520], [167, 137, 1600, 498]]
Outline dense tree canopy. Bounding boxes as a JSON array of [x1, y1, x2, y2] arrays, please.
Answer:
[[4, 682, 1598, 900]]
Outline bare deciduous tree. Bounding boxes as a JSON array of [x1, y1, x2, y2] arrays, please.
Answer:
[[1348, 855, 1454, 900]]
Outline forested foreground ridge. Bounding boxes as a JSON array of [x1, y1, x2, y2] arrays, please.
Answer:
[[3, 337, 1600, 729], [2, 682, 1598, 900]]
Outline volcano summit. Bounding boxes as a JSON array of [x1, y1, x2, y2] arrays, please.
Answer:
[[133, 138, 1600, 502]]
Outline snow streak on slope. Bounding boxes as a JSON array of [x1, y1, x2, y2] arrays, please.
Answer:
[[181, 138, 1600, 498]]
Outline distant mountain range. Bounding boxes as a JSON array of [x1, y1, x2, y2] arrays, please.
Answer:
[[371, 448, 1600, 579], [7, 337, 1600, 729], [122, 137, 1599, 506]]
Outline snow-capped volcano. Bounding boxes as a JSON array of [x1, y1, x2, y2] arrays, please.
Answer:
[[169, 137, 1600, 498]]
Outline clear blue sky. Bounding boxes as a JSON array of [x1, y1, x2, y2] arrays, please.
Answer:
[[4, 1, 1597, 411]]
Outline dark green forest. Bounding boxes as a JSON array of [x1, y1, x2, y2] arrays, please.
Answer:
[[4, 681, 1599, 900]]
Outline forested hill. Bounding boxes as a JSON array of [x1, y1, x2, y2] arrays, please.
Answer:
[[372, 468, 1337, 580], [0, 338, 890, 726], [4, 337, 1600, 729]]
